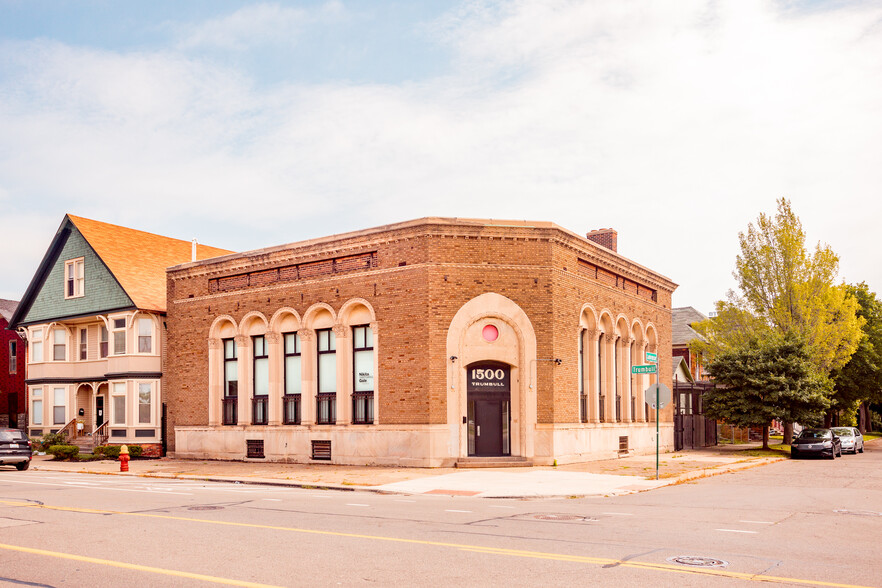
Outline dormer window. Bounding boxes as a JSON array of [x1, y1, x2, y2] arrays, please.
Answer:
[[65, 258, 85, 299]]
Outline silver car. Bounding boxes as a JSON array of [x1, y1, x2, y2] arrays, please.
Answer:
[[832, 427, 864, 454]]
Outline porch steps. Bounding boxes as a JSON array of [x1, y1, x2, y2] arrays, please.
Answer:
[[69, 437, 95, 454], [454, 457, 533, 468]]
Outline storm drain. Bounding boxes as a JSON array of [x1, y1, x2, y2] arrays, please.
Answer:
[[667, 556, 729, 568], [188, 506, 224, 511], [833, 509, 882, 517]]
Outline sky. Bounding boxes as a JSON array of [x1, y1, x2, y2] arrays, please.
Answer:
[[2, 0, 881, 314]]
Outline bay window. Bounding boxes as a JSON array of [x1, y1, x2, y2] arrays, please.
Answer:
[[112, 382, 126, 425], [31, 388, 43, 425], [138, 382, 152, 424], [137, 318, 153, 353], [31, 329, 43, 363], [53, 329, 66, 361], [53, 387, 66, 425]]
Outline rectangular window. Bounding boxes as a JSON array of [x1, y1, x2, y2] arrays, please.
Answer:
[[598, 333, 605, 422], [65, 258, 85, 298], [8, 340, 15, 373], [100, 325, 109, 358], [283, 332, 301, 425], [579, 330, 587, 423], [53, 329, 66, 361], [138, 382, 151, 424], [112, 382, 126, 425], [223, 338, 238, 426], [352, 325, 374, 425], [137, 317, 152, 353], [112, 318, 126, 355], [31, 329, 43, 363], [252, 335, 268, 425], [53, 387, 65, 425], [317, 328, 336, 424], [79, 328, 88, 360], [31, 388, 43, 425]]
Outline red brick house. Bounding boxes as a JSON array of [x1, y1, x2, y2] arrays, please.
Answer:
[[1, 299, 27, 429]]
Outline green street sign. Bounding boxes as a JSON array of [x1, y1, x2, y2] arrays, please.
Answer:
[[645, 351, 658, 363], [632, 364, 657, 374]]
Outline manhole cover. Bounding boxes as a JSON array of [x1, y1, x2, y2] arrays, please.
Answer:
[[667, 556, 729, 568], [833, 509, 882, 517], [532, 514, 595, 522], [188, 506, 224, 511]]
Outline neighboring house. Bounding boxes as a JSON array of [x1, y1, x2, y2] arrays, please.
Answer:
[[166, 218, 678, 466], [9, 215, 231, 454], [672, 306, 709, 381], [0, 299, 27, 429]]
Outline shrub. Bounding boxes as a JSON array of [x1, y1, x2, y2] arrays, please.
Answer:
[[38, 432, 68, 452], [96, 445, 121, 459], [128, 445, 143, 458], [47, 445, 79, 461]]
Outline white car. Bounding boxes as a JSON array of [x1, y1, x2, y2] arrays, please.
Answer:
[[831, 427, 864, 454]]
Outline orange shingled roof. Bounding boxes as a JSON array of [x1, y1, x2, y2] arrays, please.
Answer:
[[68, 214, 233, 313]]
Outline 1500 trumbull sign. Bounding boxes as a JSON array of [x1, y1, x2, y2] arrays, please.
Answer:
[[467, 363, 511, 392]]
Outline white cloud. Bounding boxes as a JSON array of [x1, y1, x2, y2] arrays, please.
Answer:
[[1, 0, 881, 310]]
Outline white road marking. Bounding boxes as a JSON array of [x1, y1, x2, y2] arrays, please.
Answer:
[[716, 529, 758, 534], [262, 498, 282, 501], [445, 509, 472, 513], [603, 512, 634, 516], [739, 520, 774, 524], [393, 499, 416, 503], [346, 503, 370, 507], [0, 478, 192, 495]]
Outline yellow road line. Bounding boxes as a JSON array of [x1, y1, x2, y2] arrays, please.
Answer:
[[0, 542, 282, 588], [0, 499, 873, 588]]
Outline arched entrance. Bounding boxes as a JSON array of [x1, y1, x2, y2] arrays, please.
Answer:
[[467, 361, 511, 456]]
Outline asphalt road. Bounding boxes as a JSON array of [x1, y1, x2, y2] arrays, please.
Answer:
[[0, 443, 879, 588]]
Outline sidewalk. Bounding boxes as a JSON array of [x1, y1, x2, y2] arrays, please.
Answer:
[[28, 444, 789, 498]]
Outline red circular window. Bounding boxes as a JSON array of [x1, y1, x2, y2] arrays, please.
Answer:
[[482, 324, 499, 342]]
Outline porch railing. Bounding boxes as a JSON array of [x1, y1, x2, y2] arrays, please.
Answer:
[[57, 418, 78, 441], [93, 421, 109, 447]]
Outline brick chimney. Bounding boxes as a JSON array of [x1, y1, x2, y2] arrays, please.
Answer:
[[586, 228, 617, 252]]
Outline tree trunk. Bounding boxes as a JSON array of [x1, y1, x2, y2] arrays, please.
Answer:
[[762, 425, 770, 450], [782, 421, 793, 446], [824, 410, 833, 428]]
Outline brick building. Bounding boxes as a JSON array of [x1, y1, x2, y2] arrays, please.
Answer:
[[9, 215, 230, 454], [166, 218, 677, 466], [1, 299, 27, 429]]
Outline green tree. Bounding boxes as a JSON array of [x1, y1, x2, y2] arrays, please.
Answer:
[[704, 333, 828, 449], [831, 283, 882, 431], [692, 198, 862, 442]]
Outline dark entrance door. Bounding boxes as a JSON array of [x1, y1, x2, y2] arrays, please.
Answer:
[[96, 396, 105, 428], [467, 361, 511, 457]]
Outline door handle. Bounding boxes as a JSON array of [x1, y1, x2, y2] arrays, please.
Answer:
[[477, 426, 481, 436]]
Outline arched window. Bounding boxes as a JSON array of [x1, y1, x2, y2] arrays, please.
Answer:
[[316, 328, 336, 424], [283, 332, 301, 424], [597, 333, 604, 422], [578, 330, 587, 422], [252, 335, 268, 425], [222, 338, 238, 425]]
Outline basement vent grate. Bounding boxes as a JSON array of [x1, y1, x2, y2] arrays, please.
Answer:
[[246, 439, 264, 459], [619, 436, 629, 452], [666, 556, 728, 568], [312, 440, 332, 461]]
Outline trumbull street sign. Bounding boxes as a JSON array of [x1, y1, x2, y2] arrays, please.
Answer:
[[632, 364, 657, 374]]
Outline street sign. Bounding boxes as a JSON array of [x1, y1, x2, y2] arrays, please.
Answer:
[[646, 382, 672, 409], [645, 351, 658, 363], [632, 364, 657, 375]]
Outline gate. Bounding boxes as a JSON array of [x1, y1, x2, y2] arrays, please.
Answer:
[[674, 381, 717, 451]]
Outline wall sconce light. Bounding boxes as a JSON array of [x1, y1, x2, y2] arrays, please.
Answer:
[[449, 356, 458, 363]]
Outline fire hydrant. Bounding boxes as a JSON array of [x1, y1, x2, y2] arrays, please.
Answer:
[[119, 445, 130, 472]]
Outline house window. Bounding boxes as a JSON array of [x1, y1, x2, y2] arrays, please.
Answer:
[[31, 388, 43, 425], [252, 335, 268, 425], [65, 258, 85, 298], [352, 325, 374, 425], [30, 329, 43, 363], [79, 328, 88, 360], [138, 382, 152, 424], [8, 341, 16, 374], [137, 318, 152, 353], [283, 332, 301, 425], [53, 329, 66, 361], [579, 330, 587, 423], [100, 325, 109, 358], [598, 333, 605, 422], [223, 338, 238, 425], [615, 338, 621, 422], [316, 328, 336, 424], [112, 318, 126, 355], [53, 387, 66, 425], [112, 382, 126, 425]]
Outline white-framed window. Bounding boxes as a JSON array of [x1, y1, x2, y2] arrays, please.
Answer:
[[112, 318, 126, 355], [112, 382, 126, 425], [137, 317, 153, 354], [79, 328, 88, 360], [31, 329, 43, 363], [53, 387, 66, 425], [65, 257, 85, 298], [138, 382, 152, 424], [52, 329, 66, 361], [100, 325, 109, 358], [8, 340, 16, 374], [31, 388, 43, 425]]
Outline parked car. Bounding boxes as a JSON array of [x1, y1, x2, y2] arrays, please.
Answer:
[[0, 428, 33, 470], [791, 428, 842, 459], [831, 427, 864, 454]]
